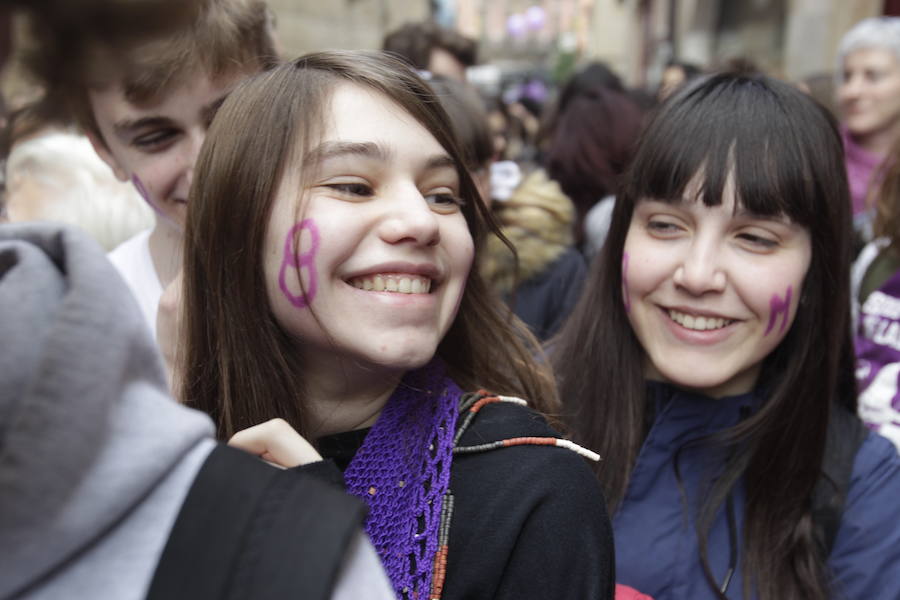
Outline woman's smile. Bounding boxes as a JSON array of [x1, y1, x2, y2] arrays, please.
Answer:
[[348, 273, 433, 294]]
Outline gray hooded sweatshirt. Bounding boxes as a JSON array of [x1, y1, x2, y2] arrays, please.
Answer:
[[0, 224, 391, 600]]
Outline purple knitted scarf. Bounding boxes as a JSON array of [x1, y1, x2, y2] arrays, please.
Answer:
[[343, 360, 461, 598]]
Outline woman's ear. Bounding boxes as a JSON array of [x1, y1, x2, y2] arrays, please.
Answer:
[[86, 131, 130, 182]]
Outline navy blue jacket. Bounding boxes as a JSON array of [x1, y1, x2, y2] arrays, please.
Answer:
[[615, 383, 900, 599], [505, 247, 586, 341]]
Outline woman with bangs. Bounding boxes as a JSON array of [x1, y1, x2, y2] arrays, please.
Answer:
[[553, 71, 900, 599], [177, 51, 613, 600]]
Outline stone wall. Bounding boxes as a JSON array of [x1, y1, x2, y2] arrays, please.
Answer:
[[268, 0, 429, 59], [580, 0, 883, 87]]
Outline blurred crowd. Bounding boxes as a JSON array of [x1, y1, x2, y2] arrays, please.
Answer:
[[4, 2, 900, 600]]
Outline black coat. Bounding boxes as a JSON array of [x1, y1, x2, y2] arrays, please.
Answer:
[[319, 399, 614, 599]]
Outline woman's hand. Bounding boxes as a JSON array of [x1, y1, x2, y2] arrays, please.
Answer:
[[228, 418, 322, 468]]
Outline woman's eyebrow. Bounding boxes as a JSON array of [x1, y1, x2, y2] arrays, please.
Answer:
[[307, 141, 455, 173], [306, 141, 390, 165], [423, 154, 455, 171]]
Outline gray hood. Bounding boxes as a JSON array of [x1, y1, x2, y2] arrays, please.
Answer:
[[0, 223, 214, 598]]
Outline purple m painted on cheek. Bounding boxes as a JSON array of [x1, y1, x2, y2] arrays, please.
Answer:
[[622, 252, 631, 313], [765, 285, 793, 335], [278, 219, 320, 308]]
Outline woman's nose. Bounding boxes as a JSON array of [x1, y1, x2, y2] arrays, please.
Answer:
[[672, 240, 726, 294], [378, 186, 441, 247]]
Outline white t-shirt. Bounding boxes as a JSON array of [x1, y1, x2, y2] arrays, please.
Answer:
[[108, 228, 162, 338]]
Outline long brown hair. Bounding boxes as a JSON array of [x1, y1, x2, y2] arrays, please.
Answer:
[[180, 50, 557, 439], [553, 72, 854, 599]]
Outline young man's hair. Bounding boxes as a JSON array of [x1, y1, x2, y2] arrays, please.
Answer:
[[4, 0, 200, 40], [180, 50, 557, 439], [382, 21, 477, 71], [552, 72, 854, 600], [22, 0, 279, 144]]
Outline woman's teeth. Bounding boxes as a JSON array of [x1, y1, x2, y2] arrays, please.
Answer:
[[668, 309, 732, 331], [349, 274, 432, 294]]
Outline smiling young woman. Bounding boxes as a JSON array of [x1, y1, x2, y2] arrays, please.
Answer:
[[552, 71, 900, 599], [179, 51, 614, 600]]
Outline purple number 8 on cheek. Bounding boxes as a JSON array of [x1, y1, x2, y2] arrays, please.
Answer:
[[278, 219, 320, 308]]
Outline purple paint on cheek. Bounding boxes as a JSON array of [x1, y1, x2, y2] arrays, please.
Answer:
[[622, 252, 631, 313], [131, 174, 149, 201], [278, 219, 320, 308], [131, 175, 152, 205], [765, 285, 793, 335], [131, 174, 164, 217]]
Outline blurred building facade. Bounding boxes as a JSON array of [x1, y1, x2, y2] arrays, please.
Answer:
[[267, 0, 428, 57], [440, 0, 892, 89], [1, 0, 891, 110]]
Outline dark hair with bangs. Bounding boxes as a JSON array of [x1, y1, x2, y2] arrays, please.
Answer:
[[180, 50, 557, 439], [625, 75, 820, 226], [553, 72, 854, 599]]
